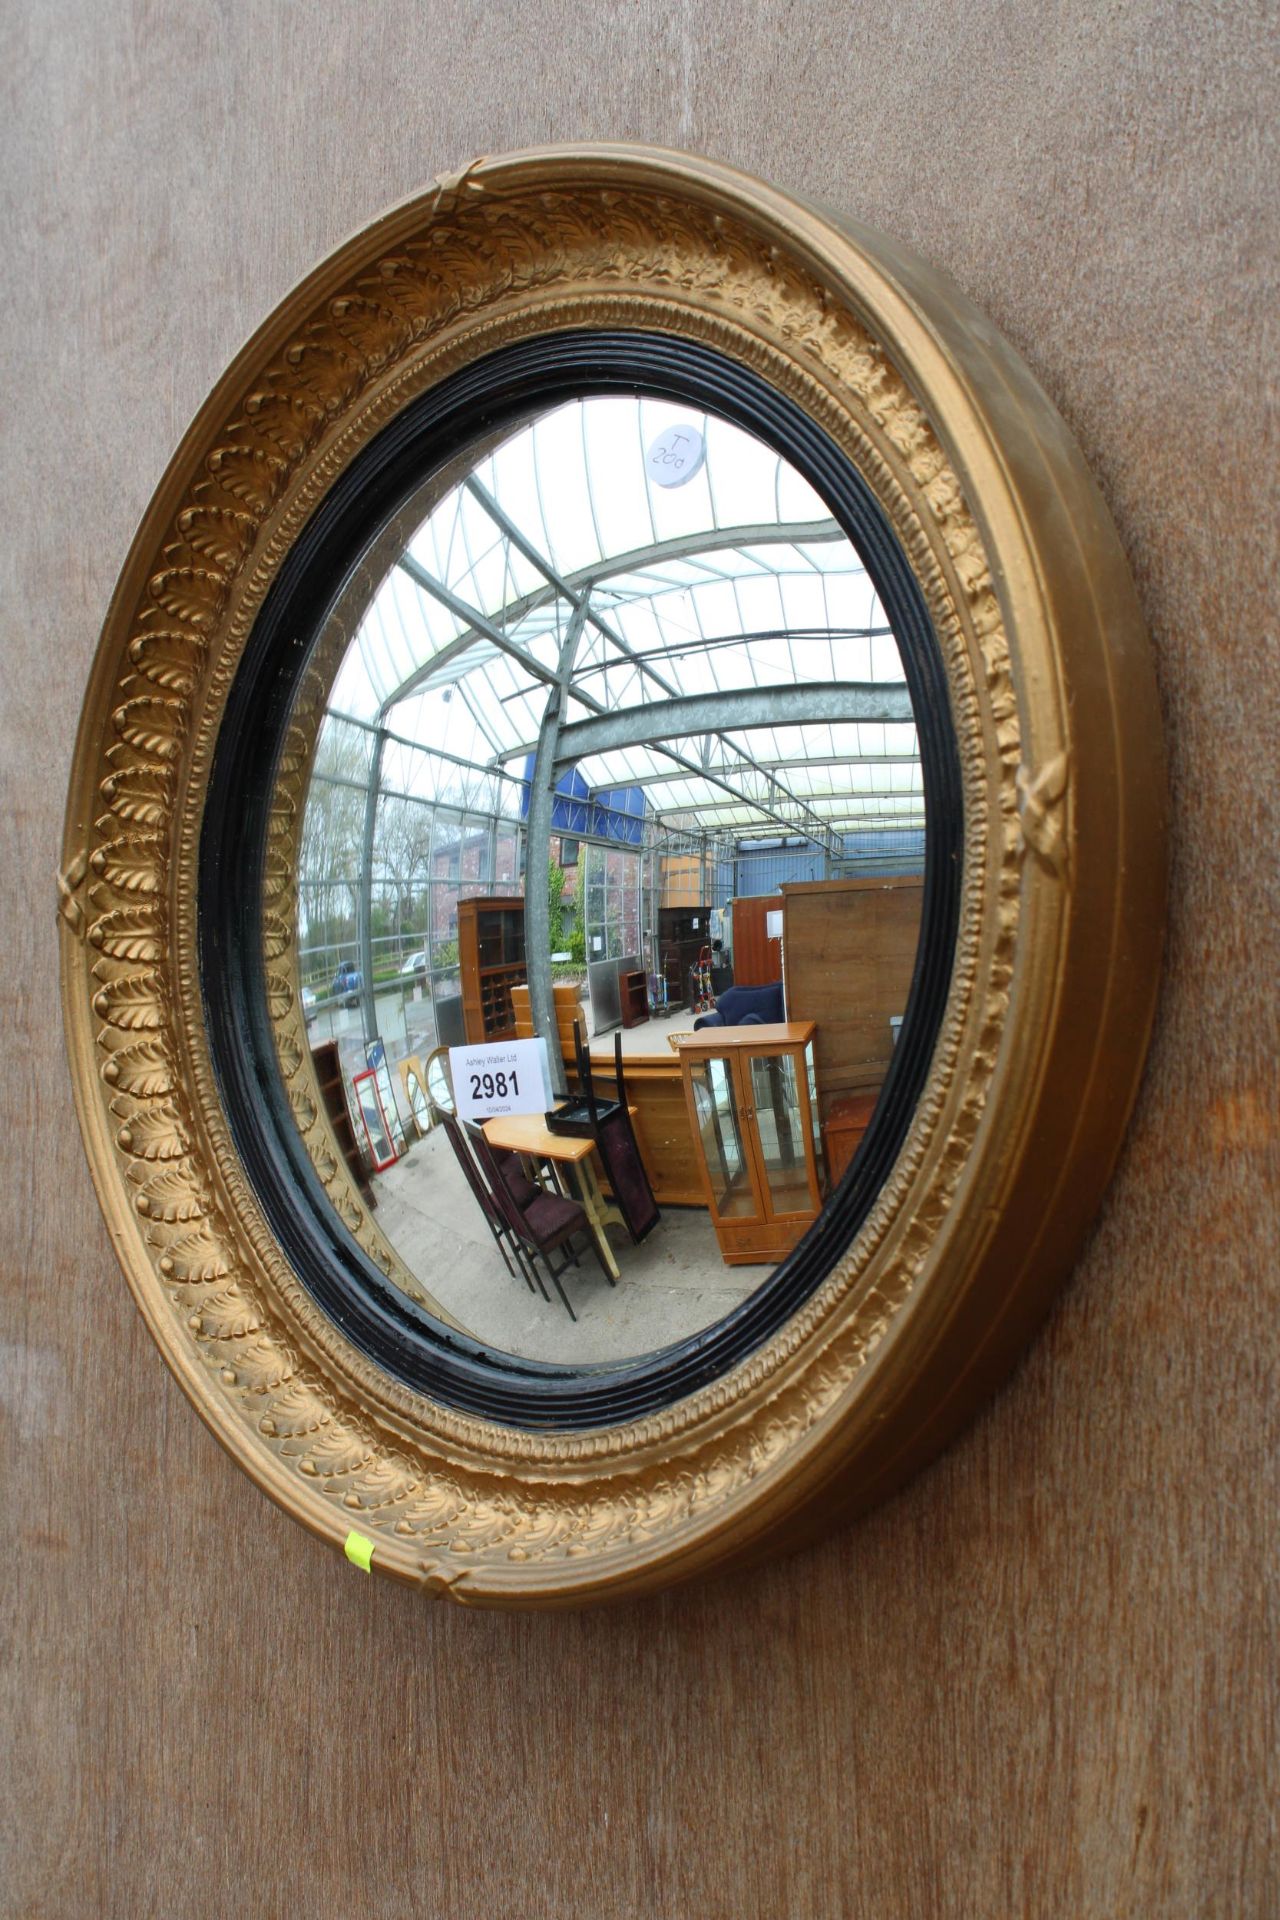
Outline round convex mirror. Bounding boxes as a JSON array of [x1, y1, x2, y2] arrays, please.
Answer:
[[200, 356, 958, 1416], [63, 147, 1164, 1602]]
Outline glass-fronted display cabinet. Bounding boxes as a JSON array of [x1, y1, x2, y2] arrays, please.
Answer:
[[678, 1022, 828, 1264]]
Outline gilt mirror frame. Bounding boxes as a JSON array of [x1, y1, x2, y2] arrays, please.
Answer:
[[59, 144, 1165, 1607]]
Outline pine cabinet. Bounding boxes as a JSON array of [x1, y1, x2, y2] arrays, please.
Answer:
[[678, 1022, 828, 1265]]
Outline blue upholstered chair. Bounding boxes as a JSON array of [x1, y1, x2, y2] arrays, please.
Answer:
[[692, 981, 785, 1029]]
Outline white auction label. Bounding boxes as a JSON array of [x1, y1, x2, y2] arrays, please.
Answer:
[[449, 1038, 554, 1123], [645, 424, 706, 488]]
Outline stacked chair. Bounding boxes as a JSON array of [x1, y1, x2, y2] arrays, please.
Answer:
[[573, 1024, 662, 1245], [462, 1119, 613, 1322], [439, 1112, 533, 1293], [440, 1024, 662, 1320]]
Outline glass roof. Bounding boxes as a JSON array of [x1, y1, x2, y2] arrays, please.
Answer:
[[323, 396, 924, 837]]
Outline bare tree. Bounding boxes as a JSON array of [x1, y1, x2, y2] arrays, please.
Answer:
[[298, 722, 371, 956], [374, 793, 434, 948]]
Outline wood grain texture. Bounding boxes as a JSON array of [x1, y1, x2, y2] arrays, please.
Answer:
[[2, 2, 1276, 1915], [782, 878, 922, 1108], [732, 895, 784, 986]]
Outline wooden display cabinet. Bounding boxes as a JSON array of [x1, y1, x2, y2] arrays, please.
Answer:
[[678, 1021, 828, 1265], [620, 968, 649, 1028], [309, 1040, 376, 1206], [457, 895, 527, 1044], [656, 903, 711, 1008]]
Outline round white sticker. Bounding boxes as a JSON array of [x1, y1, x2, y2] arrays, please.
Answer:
[[646, 424, 706, 489]]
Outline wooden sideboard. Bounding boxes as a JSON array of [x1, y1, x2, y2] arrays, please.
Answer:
[[587, 1043, 704, 1207], [512, 980, 583, 1072]]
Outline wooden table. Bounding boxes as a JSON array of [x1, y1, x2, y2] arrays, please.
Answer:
[[481, 1111, 629, 1281]]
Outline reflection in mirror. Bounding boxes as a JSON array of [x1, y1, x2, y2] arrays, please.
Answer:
[[398, 1058, 431, 1139], [422, 1046, 454, 1121], [286, 395, 925, 1363]]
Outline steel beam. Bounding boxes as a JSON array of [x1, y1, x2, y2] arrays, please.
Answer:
[[570, 626, 895, 679], [464, 478, 849, 860], [613, 750, 920, 789], [390, 515, 843, 709], [324, 708, 529, 789], [397, 552, 597, 704], [509, 682, 913, 765], [524, 595, 594, 1095], [493, 686, 911, 766]]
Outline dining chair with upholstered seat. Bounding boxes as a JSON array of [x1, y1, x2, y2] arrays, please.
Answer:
[[439, 1111, 543, 1300], [466, 1121, 610, 1322]]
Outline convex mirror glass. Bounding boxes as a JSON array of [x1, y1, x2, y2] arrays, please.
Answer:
[[284, 392, 934, 1364]]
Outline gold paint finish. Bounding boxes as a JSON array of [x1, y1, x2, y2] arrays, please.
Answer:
[[59, 145, 1165, 1606]]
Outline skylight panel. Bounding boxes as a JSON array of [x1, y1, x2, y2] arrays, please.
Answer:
[[777, 571, 830, 639], [445, 506, 501, 611], [732, 573, 787, 646], [776, 458, 830, 522], [384, 567, 439, 689], [749, 634, 795, 680], [479, 422, 552, 564], [328, 635, 382, 722], [816, 568, 869, 629], [870, 631, 905, 681], [453, 488, 541, 612], [606, 597, 663, 657], [529, 404, 601, 576], [583, 396, 667, 557], [831, 631, 873, 680], [700, 412, 782, 526]]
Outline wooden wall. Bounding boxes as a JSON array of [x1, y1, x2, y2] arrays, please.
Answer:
[[782, 877, 923, 1111], [4, 4, 1276, 1914]]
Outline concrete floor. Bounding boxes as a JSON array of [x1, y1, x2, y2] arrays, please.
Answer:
[[589, 1004, 700, 1055], [369, 1125, 771, 1365]]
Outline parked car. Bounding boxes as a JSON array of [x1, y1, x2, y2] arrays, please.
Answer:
[[301, 985, 318, 1026], [399, 950, 427, 980], [331, 961, 362, 1007]]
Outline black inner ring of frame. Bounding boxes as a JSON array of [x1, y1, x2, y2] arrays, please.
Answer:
[[199, 331, 962, 1430]]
